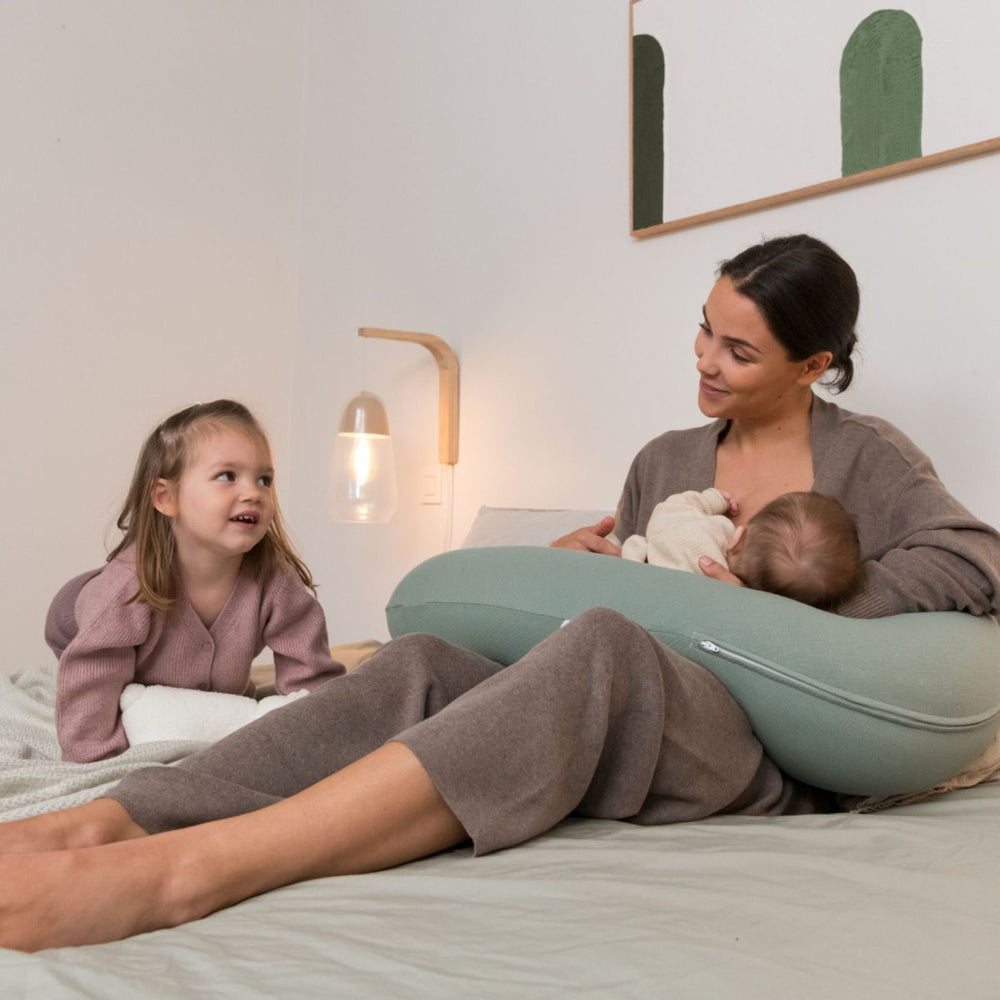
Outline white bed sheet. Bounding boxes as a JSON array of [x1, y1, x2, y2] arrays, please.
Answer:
[[3, 787, 999, 998]]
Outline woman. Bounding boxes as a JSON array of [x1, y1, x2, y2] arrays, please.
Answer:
[[557, 236, 999, 619], [2, 235, 998, 952]]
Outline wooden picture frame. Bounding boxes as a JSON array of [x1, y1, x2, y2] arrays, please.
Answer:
[[630, 0, 1000, 238]]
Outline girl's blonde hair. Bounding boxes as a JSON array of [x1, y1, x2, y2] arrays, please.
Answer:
[[109, 400, 316, 612]]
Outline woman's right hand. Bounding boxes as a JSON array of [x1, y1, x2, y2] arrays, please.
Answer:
[[550, 516, 622, 556]]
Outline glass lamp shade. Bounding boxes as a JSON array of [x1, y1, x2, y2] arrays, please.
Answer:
[[329, 391, 398, 522]]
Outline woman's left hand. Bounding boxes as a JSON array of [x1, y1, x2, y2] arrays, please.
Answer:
[[698, 556, 745, 587]]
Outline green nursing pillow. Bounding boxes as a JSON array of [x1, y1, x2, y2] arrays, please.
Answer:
[[386, 546, 1000, 797]]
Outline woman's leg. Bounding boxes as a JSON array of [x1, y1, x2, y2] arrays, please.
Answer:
[[0, 798, 145, 854], [0, 608, 820, 950], [392, 606, 826, 854], [105, 632, 500, 832], [0, 611, 661, 948], [0, 632, 499, 853], [0, 741, 464, 952]]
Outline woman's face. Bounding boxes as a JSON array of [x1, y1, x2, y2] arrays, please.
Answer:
[[694, 277, 829, 423]]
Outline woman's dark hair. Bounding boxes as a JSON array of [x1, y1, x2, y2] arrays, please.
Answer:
[[718, 234, 859, 393]]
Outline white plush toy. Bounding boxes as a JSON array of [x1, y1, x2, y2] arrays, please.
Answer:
[[120, 684, 309, 745]]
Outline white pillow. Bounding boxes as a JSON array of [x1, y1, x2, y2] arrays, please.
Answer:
[[120, 684, 309, 745], [461, 506, 613, 548]]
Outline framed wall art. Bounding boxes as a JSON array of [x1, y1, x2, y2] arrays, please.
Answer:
[[631, 0, 1000, 237]]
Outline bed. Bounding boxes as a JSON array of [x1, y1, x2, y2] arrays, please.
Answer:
[[2, 508, 999, 998]]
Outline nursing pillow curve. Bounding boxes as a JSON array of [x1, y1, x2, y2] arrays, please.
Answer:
[[386, 546, 1000, 796]]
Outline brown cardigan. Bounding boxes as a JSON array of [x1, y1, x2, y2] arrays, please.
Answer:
[[613, 396, 1000, 619]]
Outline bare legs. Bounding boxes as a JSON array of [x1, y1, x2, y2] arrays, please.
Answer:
[[0, 742, 465, 952], [0, 632, 492, 951], [0, 609, 799, 952], [0, 797, 146, 853], [0, 611, 687, 950]]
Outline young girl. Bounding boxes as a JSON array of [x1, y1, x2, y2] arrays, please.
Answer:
[[47, 400, 345, 763]]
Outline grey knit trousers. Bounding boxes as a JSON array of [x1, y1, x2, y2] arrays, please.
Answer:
[[106, 608, 833, 855]]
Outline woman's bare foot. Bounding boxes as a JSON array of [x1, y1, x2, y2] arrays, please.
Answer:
[[0, 798, 146, 853], [0, 742, 467, 951], [0, 816, 256, 951], [0, 839, 184, 951]]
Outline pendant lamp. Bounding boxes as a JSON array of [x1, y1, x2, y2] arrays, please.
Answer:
[[330, 390, 397, 522], [330, 328, 459, 523]]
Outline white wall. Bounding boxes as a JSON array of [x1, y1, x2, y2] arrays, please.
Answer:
[[291, 0, 1000, 646], [5, 1, 999, 667], [1, 1, 307, 668]]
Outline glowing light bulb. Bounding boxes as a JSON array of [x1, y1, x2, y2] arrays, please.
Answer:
[[330, 393, 397, 522]]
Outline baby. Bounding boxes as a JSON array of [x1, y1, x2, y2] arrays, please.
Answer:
[[621, 488, 863, 610]]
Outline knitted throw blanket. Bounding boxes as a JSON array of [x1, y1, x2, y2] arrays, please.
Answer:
[[0, 664, 205, 822]]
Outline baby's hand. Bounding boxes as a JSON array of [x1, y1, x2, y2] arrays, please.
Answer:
[[719, 490, 739, 518]]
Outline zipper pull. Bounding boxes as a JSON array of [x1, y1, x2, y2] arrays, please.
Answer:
[[699, 640, 721, 653]]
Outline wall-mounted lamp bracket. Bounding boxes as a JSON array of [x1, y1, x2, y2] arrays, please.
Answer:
[[359, 327, 460, 465]]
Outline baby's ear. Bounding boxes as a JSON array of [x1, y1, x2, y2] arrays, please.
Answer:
[[726, 524, 746, 554]]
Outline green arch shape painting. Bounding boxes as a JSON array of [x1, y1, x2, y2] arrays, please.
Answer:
[[632, 32, 664, 230], [841, 10, 923, 176]]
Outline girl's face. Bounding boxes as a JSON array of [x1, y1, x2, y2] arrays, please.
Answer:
[[694, 277, 831, 423], [153, 424, 275, 567]]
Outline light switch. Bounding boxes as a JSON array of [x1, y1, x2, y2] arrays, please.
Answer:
[[421, 465, 443, 504]]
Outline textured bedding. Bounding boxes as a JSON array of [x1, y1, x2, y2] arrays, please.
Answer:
[[0, 664, 206, 822], [0, 641, 381, 821]]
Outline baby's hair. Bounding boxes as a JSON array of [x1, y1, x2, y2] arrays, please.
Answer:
[[109, 399, 316, 612], [734, 492, 863, 610]]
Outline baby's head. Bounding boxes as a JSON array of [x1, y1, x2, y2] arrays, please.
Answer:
[[112, 400, 311, 609], [729, 492, 862, 609]]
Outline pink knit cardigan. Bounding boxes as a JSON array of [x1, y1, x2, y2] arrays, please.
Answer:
[[55, 548, 344, 762]]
